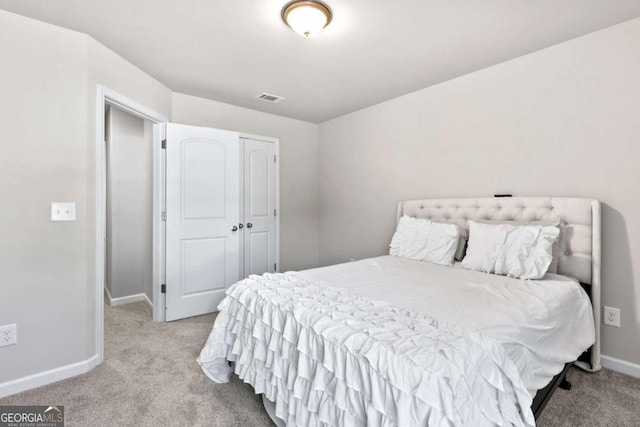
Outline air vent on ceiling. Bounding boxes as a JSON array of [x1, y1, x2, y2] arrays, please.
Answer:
[[257, 93, 286, 104]]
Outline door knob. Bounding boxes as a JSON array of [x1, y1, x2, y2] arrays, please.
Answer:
[[247, 223, 253, 228], [238, 223, 244, 229], [231, 226, 238, 232]]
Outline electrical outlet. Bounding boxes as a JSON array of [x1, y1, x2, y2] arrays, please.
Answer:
[[0, 324, 17, 347], [603, 306, 621, 327]]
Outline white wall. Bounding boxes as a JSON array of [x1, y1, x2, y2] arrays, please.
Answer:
[[318, 18, 640, 366], [0, 10, 91, 384], [171, 93, 320, 271], [105, 107, 153, 300], [105, 106, 113, 301], [0, 9, 171, 390], [143, 121, 154, 302]]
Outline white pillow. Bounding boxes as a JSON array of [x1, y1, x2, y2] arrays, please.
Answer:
[[461, 220, 560, 279], [425, 221, 461, 266], [473, 218, 562, 273], [390, 216, 431, 260], [390, 216, 460, 266]]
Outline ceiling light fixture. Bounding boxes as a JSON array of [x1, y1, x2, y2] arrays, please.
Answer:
[[281, 0, 332, 38]]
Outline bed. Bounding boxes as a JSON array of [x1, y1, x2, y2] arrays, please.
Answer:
[[198, 196, 601, 426]]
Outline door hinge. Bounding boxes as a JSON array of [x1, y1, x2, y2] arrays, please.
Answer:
[[161, 284, 166, 294], [161, 211, 167, 221], [161, 139, 166, 149], [274, 209, 277, 217], [274, 263, 277, 271], [274, 155, 277, 163]]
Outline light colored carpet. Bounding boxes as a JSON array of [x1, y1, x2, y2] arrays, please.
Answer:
[[537, 364, 640, 426], [0, 302, 272, 426], [2, 302, 639, 426]]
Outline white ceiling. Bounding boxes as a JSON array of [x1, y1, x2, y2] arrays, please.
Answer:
[[2, 1, 640, 123]]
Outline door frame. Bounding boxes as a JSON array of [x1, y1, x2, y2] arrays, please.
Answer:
[[95, 85, 168, 364], [239, 133, 281, 275]]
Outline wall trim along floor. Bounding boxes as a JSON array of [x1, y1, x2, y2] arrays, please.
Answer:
[[104, 288, 153, 308], [0, 355, 99, 399], [602, 354, 640, 378]]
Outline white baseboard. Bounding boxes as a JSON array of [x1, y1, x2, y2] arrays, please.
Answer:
[[0, 354, 99, 398], [104, 286, 112, 305], [104, 287, 152, 307], [601, 355, 640, 378], [143, 293, 152, 309]]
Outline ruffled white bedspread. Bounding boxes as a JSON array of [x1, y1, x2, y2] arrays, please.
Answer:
[[197, 272, 535, 427]]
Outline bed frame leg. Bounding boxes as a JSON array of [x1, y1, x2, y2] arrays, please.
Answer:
[[559, 378, 572, 391]]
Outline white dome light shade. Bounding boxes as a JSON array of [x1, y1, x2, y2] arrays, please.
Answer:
[[282, 1, 332, 38]]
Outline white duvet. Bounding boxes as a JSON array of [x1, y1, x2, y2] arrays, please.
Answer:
[[301, 256, 595, 395], [197, 256, 594, 426]]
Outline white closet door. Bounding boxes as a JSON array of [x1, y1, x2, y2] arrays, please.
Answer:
[[243, 138, 276, 276], [165, 123, 240, 321]]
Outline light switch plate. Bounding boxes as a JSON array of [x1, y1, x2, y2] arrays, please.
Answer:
[[50, 203, 76, 221]]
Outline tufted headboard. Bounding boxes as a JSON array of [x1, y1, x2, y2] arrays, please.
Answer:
[[396, 196, 601, 371]]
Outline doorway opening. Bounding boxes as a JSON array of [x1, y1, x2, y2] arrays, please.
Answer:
[[95, 86, 168, 364], [104, 104, 154, 314]]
